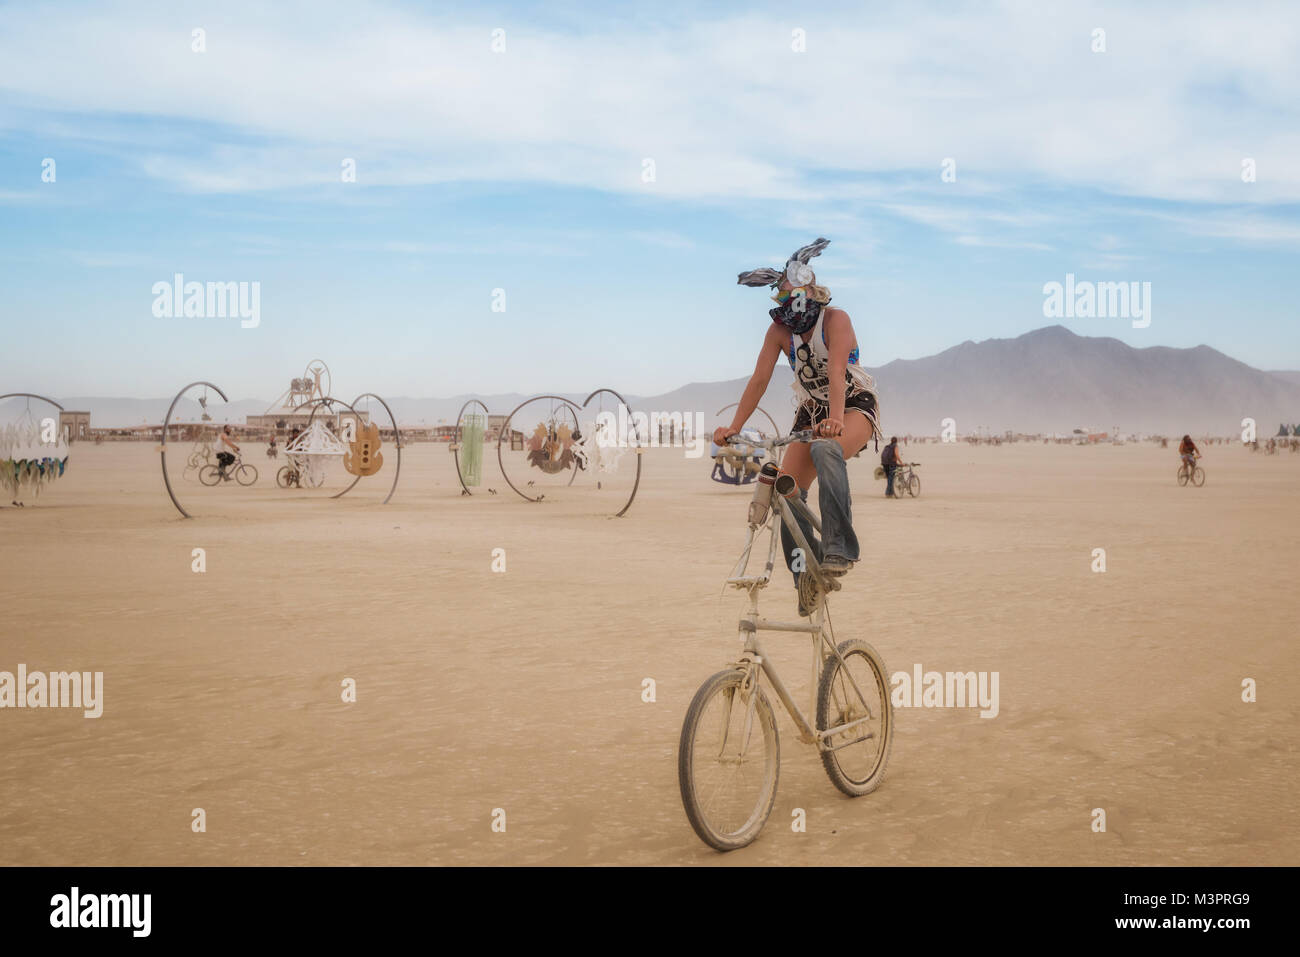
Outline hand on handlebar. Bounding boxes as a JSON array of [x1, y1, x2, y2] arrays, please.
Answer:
[[815, 418, 844, 438]]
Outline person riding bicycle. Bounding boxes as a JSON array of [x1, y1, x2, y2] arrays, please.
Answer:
[[216, 425, 239, 480], [1179, 434, 1200, 471], [714, 238, 880, 602], [882, 436, 902, 497]]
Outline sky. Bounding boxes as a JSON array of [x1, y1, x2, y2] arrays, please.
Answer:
[[1, 0, 1298, 400]]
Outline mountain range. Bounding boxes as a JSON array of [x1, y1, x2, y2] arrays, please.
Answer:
[[6, 326, 1300, 436]]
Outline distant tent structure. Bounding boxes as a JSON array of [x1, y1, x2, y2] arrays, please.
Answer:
[[1277, 424, 1290, 437]]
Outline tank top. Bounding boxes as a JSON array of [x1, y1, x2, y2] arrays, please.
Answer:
[[786, 306, 870, 403]]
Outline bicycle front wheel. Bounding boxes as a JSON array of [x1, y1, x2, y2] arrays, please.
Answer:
[[235, 464, 258, 486], [679, 668, 780, 851], [817, 639, 894, 797], [906, 473, 920, 497], [1192, 467, 1205, 487]]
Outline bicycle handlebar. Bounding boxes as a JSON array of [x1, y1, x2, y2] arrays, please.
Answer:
[[726, 430, 814, 450]]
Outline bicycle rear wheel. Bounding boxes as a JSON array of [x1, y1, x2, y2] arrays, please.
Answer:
[[679, 668, 780, 851], [817, 639, 894, 797], [198, 465, 221, 487], [1192, 467, 1205, 487], [1177, 466, 1189, 486]]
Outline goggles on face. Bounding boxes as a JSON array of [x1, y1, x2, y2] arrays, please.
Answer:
[[772, 286, 808, 304]]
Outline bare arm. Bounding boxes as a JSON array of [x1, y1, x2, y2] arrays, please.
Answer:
[[722, 323, 785, 437]]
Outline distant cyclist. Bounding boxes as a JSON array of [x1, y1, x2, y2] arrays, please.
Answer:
[[216, 425, 240, 480], [1178, 434, 1201, 472]]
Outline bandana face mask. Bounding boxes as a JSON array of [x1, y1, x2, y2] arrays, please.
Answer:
[[770, 290, 820, 334]]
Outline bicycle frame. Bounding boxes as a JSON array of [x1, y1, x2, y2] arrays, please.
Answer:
[[725, 489, 880, 753]]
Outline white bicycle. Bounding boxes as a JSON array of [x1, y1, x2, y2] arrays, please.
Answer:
[[678, 431, 894, 851]]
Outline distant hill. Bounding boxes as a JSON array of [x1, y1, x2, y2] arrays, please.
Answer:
[[7, 327, 1300, 435], [640, 326, 1300, 436], [0, 396, 271, 429]]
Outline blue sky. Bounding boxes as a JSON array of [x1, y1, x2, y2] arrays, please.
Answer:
[[1, 0, 1298, 399]]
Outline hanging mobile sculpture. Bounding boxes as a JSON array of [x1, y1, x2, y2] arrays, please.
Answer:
[[0, 394, 69, 506], [494, 387, 643, 517]]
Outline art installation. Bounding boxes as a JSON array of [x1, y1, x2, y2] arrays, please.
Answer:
[[159, 368, 402, 518], [494, 388, 643, 517], [0, 394, 69, 506], [452, 399, 492, 496], [290, 392, 401, 504], [284, 419, 346, 488], [182, 391, 219, 483], [344, 421, 384, 476], [459, 414, 485, 488], [159, 381, 229, 518], [527, 418, 581, 474]]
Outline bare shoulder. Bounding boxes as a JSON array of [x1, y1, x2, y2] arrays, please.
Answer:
[[822, 305, 854, 329]]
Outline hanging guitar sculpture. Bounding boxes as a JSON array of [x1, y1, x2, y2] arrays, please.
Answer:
[[344, 421, 384, 476]]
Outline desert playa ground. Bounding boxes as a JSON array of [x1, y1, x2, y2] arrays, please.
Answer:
[[1, 438, 1297, 865]]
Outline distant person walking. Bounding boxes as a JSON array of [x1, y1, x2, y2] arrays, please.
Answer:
[[882, 436, 902, 498]]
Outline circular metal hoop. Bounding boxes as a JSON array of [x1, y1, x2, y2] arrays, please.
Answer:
[[160, 381, 229, 519], [496, 394, 583, 503], [345, 392, 402, 504], [716, 402, 783, 465], [582, 387, 642, 518], [453, 399, 490, 496], [294, 394, 399, 504], [0, 393, 65, 412]]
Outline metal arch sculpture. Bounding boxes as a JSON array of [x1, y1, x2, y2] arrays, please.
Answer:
[[0, 393, 65, 413], [582, 387, 642, 518], [452, 398, 490, 496], [297, 394, 402, 504], [160, 381, 229, 519], [495, 394, 583, 503]]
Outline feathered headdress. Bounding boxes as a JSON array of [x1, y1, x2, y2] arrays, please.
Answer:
[[737, 237, 830, 288]]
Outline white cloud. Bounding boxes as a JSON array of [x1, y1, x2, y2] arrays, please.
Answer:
[[0, 0, 1297, 209], [954, 235, 1053, 251]]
